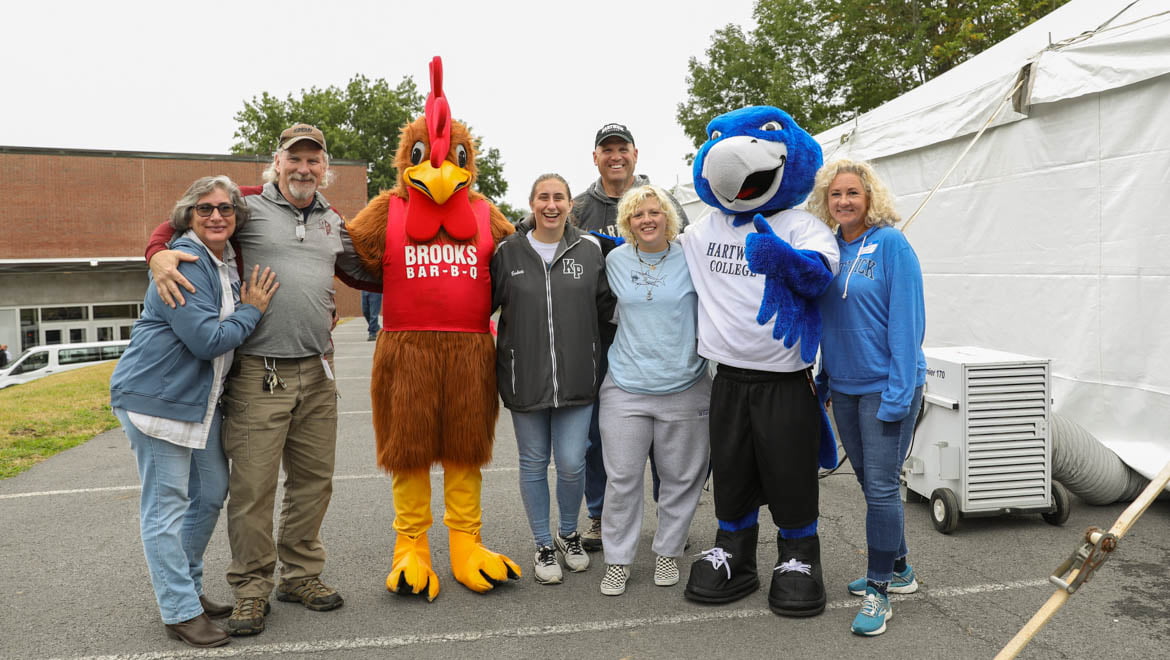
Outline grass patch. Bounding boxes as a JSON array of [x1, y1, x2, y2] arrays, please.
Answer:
[[0, 361, 120, 479]]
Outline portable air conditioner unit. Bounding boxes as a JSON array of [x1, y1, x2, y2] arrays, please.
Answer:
[[904, 346, 1069, 533]]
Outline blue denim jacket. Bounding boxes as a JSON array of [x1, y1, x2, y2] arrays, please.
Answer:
[[110, 237, 262, 422]]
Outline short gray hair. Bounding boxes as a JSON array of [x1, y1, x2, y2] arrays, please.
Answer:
[[169, 175, 251, 233], [261, 148, 336, 189]]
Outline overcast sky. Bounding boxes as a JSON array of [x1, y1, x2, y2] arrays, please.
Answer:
[[3, 0, 758, 210]]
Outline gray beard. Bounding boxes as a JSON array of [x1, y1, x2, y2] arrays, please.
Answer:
[[288, 181, 316, 202]]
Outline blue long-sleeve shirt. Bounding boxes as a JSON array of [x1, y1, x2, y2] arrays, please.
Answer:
[[817, 225, 926, 421]]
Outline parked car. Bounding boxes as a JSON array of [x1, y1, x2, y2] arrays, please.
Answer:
[[0, 340, 130, 389]]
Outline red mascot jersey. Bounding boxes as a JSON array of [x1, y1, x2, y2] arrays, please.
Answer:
[[381, 195, 494, 332]]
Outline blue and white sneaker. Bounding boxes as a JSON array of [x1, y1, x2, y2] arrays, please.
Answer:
[[851, 587, 892, 636], [848, 565, 918, 596]]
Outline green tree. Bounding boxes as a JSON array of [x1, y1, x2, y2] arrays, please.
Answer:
[[467, 133, 523, 220], [232, 74, 512, 205], [678, 0, 1071, 148]]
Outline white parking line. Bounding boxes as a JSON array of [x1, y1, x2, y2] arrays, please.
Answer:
[[0, 468, 518, 500], [45, 578, 1050, 660]]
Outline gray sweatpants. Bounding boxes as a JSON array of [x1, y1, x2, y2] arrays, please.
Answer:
[[599, 372, 712, 565]]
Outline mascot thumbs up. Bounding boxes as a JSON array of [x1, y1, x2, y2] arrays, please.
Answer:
[[679, 105, 839, 617]]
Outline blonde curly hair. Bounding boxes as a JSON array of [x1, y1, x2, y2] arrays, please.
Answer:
[[807, 159, 900, 232], [615, 185, 681, 244]]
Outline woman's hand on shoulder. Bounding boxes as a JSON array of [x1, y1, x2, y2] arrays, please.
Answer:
[[240, 266, 279, 314]]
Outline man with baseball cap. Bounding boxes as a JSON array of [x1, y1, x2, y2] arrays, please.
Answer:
[[571, 123, 689, 235], [572, 123, 690, 552], [145, 122, 374, 636]]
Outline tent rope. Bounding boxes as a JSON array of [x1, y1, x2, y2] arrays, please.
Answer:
[[899, 2, 1169, 234], [900, 75, 1026, 233]]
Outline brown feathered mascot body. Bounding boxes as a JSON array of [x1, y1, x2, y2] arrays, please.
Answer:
[[345, 57, 519, 600]]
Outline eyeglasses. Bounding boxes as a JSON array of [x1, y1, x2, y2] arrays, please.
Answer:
[[193, 203, 236, 218]]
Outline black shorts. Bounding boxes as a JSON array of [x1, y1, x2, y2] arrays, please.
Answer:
[[709, 364, 820, 528]]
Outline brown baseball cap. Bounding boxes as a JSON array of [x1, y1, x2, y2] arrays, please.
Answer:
[[278, 123, 327, 151]]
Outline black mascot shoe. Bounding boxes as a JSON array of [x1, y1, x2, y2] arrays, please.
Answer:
[[768, 532, 827, 617], [684, 525, 760, 604]]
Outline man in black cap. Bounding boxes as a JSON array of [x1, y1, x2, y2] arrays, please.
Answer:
[[571, 123, 688, 235], [573, 123, 689, 552]]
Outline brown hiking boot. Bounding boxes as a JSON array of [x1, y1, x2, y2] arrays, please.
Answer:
[[276, 577, 344, 611], [226, 597, 270, 636]]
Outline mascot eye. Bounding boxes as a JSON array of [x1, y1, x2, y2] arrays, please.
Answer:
[[709, 130, 722, 140], [455, 144, 468, 168], [410, 141, 426, 165], [760, 121, 783, 131]]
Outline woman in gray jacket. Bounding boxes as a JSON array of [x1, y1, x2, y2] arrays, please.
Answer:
[[491, 173, 613, 586], [110, 176, 277, 648]]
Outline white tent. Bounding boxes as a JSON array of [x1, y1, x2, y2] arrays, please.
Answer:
[[814, 0, 1170, 478]]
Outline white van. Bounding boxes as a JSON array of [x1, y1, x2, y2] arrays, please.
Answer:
[[0, 340, 130, 390]]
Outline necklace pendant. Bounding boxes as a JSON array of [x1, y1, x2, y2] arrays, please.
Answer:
[[646, 290, 653, 301]]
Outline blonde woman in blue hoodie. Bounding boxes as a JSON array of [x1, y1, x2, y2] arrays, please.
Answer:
[[809, 160, 926, 637]]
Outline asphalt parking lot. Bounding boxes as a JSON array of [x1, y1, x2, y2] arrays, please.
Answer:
[[1, 319, 1167, 659]]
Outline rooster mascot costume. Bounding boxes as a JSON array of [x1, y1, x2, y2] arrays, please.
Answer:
[[346, 57, 520, 600], [680, 105, 839, 617]]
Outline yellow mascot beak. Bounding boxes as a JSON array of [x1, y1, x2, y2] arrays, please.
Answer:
[[405, 159, 471, 206]]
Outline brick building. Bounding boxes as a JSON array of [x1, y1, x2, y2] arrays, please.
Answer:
[[0, 146, 370, 354]]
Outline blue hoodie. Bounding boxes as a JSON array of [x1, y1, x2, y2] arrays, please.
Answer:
[[817, 225, 926, 421]]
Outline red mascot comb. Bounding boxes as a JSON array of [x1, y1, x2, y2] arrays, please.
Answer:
[[426, 56, 451, 168]]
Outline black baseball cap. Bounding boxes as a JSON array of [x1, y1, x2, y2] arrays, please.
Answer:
[[594, 123, 635, 147]]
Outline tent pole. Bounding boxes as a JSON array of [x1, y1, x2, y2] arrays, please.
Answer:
[[995, 457, 1170, 659]]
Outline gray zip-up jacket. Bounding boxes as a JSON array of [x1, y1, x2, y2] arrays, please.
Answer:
[[491, 224, 615, 412], [570, 174, 690, 236]]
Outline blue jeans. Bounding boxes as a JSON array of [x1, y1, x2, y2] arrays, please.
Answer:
[[511, 404, 593, 547], [831, 387, 922, 583], [115, 407, 229, 624], [584, 403, 606, 519], [361, 291, 382, 336]]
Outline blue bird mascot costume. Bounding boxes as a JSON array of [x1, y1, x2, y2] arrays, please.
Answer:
[[679, 106, 840, 617]]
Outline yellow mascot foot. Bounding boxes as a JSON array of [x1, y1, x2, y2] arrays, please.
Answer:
[[449, 529, 522, 593], [386, 532, 441, 601]]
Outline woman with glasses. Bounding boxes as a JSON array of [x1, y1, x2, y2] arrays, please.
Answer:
[[596, 185, 710, 596], [110, 176, 278, 648]]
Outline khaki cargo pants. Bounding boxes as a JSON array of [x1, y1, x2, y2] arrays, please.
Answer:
[[221, 354, 338, 598]]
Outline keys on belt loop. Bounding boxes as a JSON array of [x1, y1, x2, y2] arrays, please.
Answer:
[[262, 356, 286, 394]]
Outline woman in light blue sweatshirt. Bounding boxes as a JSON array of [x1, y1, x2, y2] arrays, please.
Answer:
[[809, 160, 926, 637]]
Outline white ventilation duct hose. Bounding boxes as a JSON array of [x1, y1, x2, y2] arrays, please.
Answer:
[[1051, 413, 1158, 504]]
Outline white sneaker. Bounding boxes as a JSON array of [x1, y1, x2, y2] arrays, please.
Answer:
[[534, 545, 563, 585], [600, 564, 630, 596], [654, 555, 680, 586], [555, 531, 590, 572]]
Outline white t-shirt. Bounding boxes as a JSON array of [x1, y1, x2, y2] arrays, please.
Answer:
[[526, 230, 560, 265], [681, 208, 839, 372]]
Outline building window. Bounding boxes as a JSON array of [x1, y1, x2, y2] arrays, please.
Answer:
[[41, 306, 89, 322], [20, 308, 38, 352], [94, 304, 137, 319]]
